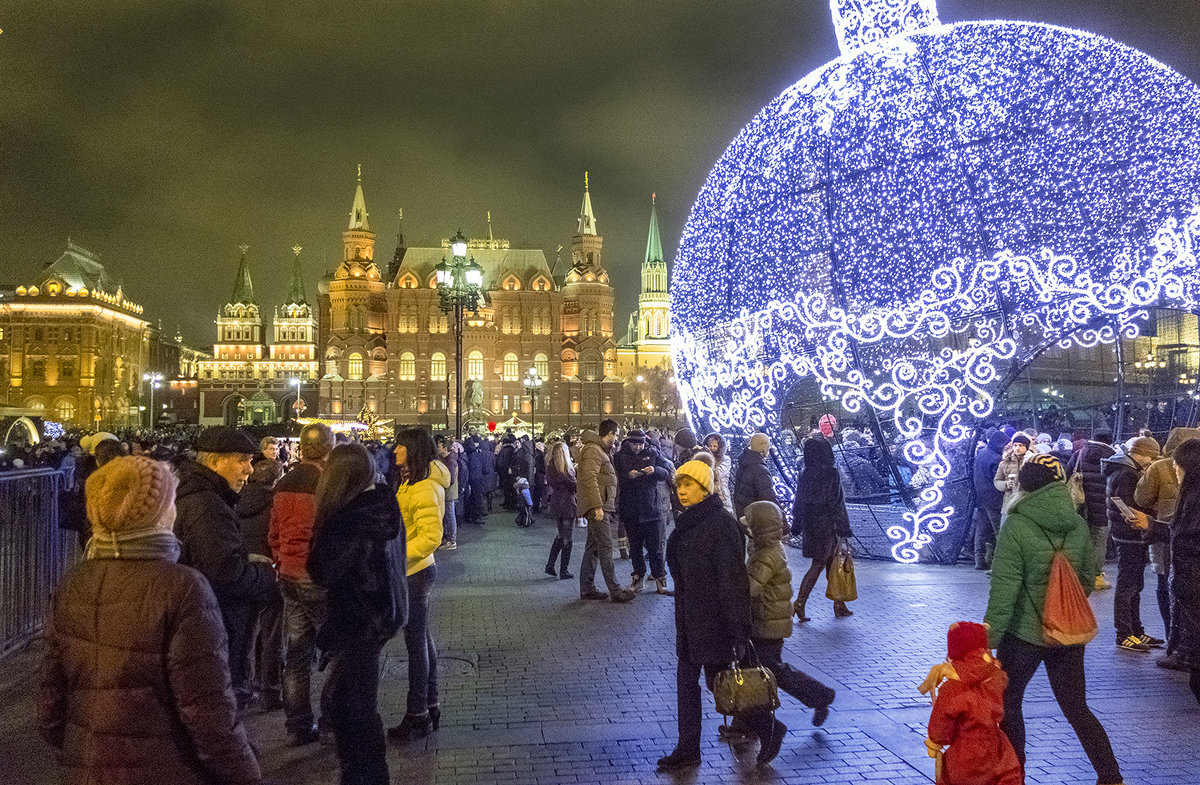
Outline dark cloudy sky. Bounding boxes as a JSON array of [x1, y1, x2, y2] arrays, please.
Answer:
[[3, 1, 1199, 343]]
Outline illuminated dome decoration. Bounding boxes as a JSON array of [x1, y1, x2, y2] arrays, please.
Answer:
[[671, 0, 1200, 562]]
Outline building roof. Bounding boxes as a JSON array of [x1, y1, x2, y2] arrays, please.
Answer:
[[349, 165, 370, 231], [396, 244, 553, 289], [577, 172, 597, 236], [37, 241, 117, 293], [230, 246, 256, 305], [644, 193, 663, 265], [286, 246, 307, 306]]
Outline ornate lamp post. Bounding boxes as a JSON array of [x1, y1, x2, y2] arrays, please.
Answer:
[[142, 372, 163, 429], [523, 366, 543, 437], [436, 230, 484, 438]]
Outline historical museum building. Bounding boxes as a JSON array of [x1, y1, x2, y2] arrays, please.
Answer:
[[317, 171, 625, 431], [0, 241, 209, 429], [196, 245, 318, 425]]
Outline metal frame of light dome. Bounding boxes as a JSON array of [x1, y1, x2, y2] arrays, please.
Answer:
[[670, 0, 1200, 562]]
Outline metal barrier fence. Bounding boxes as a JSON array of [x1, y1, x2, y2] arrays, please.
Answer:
[[0, 466, 77, 659]]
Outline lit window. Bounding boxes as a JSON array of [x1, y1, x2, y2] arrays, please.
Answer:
[[348, 353, 363, 380], [534, 353, 549, 379], [400, 352, 416, 380], [431, 352, 446, 380], [468, 350, 484, 380], [56, 398, 76, 422], [325, 359, 338, 377], [503, 353, 519, 381]]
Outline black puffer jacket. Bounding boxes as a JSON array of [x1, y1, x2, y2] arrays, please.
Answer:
[[1067, 441, 1115, 529], [1102, 452, 1153, 544], [235, 481, 273, 560], [613, 443, 669, 525], [733, 449, 777, 519], [175, 461, 275, 606], [666, 494, 751, 664], [308, 486, 406, 651]]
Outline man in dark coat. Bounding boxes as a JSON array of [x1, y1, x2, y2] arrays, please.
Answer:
[[464, 435, 487, 524], [235, 459, 284, 710], [733, 432, 778, 519], [613, 430, 671, 593], [496, 436, 516, 508], [972, 429, 1009, 569], [175, 426, 276, 710], [660, 458, 782, 771], [1066, 429, 1116, 588], [1102, 436, 1162, 652]]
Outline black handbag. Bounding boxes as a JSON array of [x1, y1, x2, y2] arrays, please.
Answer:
[[713, 642, 780, 718]]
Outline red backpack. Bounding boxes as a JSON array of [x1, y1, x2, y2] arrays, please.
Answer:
[[1040, 531, 1098, 646]]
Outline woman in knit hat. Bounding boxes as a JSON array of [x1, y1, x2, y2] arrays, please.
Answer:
[[993, 433, 1032, 516], [38, 456, 261, 785], [658, 458, 785, 771], [985, 454, 1123, 785], [792, 437, 854, 621]]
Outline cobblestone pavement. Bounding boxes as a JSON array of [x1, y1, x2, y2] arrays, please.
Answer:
[[3, 509, 1198, 784]]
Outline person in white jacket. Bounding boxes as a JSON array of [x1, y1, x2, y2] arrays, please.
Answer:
[[703, 432, 735, 514]]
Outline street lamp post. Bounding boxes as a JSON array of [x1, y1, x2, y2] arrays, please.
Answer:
[[436, 230, 484, 438], [142, 372, 163, 429], [523, 367, 543, 437]]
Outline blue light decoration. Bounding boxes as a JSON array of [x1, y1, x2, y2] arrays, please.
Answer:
[[671, 0, 1200, 562]]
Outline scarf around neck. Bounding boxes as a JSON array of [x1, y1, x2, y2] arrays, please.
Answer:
[[86, 529, 182, 562]]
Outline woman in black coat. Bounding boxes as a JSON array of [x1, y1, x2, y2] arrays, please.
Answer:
[[544, 440, 578, 579], [657, 459, 785, 772], [1168, 439, 1200, 703], [792, 437, 853, 622]]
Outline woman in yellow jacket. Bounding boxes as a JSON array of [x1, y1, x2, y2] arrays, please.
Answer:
[[388, 428, 450, 742]]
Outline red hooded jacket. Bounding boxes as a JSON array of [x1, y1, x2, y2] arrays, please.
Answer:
[[928, 652, 1023, 785], [269, 461, 321, 581]]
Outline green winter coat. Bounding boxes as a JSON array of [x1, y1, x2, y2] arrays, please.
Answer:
[[744, 501, 794, 640], [984, 481, 1094, 649]]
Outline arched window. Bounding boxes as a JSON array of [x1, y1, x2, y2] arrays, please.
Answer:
[[534, 352, 549, 379], [503, 353, 519, 381], [468, 350, 484, 380], [348, 353, 363, 380], [55, 398, 76, 422], [399, 352, 416, 380], [431, 352, 446, 380], [582, 357, 600, 381]]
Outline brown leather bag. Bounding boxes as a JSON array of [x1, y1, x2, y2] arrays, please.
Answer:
[[713, 644, 780, 717]]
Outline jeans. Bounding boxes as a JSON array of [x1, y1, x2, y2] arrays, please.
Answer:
[[404, 565, 439, 717], [579, 512, 621, 595], [973, 506, 1001, 567], [752, 638, 834, 708], [281, 578, 329, 733], [627, 520, 665, 579], [326, 636, 388, 785], [675, 659, 772, 754], [443, 498, 458, 543], [1090, 525, 1110, 577], [1114, 542, 1149, 640], [997, 634, 1122, 785]]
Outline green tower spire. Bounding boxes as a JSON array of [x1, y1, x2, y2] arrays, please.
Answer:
[[231, 244, 255, 305], [644, 193, 663, 264], [287, 244, 307, 306]]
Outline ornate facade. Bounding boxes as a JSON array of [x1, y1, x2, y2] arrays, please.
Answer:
[[196, 245, 318, 425], [318, 170, 622, 431]]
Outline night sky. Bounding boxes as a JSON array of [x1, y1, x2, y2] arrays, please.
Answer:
[[3, 1, 1199, 344]]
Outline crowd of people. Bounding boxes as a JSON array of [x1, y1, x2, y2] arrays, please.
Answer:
[[23, 410, 1200, 785]]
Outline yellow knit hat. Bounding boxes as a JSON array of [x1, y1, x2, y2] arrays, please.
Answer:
[[86, 456, 178, 534], [675, 459, 714, 494]]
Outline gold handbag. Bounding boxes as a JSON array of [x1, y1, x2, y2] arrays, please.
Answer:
[[825, 540, 858, 602], [713, 644, 780, 717]]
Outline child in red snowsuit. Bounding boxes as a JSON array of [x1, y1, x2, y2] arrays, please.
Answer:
[[925, 621, 1023, 785]]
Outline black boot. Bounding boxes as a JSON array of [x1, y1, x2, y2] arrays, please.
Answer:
[[559, 540, 574, 579], [546, 538, 563, 576]]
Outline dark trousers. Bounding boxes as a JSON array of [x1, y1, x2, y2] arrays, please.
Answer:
[[281, 578, 329, 733], [997, 634, 1122, 785], [221, 599, 255, 708], [1114, 542, 1149, 640], [628, 520, 665, 579], [1156, 572, 1171, 640], [404, 565, 439, 716], [326, 637, 388, 785], [251, 584, 284, 697], [675, 658, 772, 754], [973, 506, 1001, 567], [752, 638, 834, 708], [466, 488, 486, 523]]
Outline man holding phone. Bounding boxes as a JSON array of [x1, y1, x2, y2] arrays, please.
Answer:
[[1103, 436, 1162, 654]]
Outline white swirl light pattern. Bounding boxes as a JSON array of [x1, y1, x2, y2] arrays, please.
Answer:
[[674, 207, 1200, 562], [671, 0, 1200, 562]]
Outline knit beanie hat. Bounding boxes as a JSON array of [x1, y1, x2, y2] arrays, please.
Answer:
[[1128, 436, 1161, 459], [748, 433, 770, 454], [673, 428, 698, 451], [675, 459, 714, 494], [80, 432, 118, 456], [1010, 433, 1032, 448], [947, 621, 989, 661], [626, 429, 647, 443], [86, 456, 178, 535], [1018, 453, 1063, 493]]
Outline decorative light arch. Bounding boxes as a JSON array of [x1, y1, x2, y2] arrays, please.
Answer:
[[671, 0, 1200, 561]]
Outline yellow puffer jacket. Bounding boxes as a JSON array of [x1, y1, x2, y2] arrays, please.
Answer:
[[397, 460, 450, 576]]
